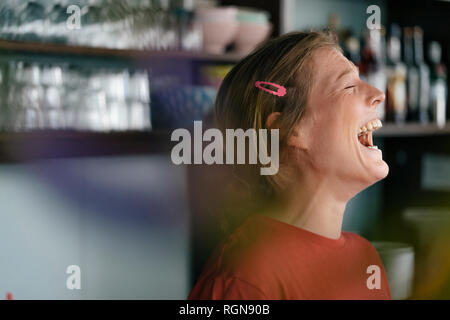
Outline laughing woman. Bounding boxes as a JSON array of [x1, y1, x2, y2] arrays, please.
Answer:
[[188, 31, 391, 300]]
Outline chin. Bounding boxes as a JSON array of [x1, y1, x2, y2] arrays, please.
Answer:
[[370, 160, 389, 183]]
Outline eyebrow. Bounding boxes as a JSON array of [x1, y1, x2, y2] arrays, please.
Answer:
[[335, 62, 359, 82]]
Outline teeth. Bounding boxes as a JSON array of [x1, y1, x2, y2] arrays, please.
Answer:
[[368, 146, 379, 150], [358, 119, 382, 136]]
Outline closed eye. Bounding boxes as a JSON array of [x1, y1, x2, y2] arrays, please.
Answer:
[[345, 85, 356, 89]]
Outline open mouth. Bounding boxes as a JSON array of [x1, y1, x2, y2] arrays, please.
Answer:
[[358, 119, 382, 150]]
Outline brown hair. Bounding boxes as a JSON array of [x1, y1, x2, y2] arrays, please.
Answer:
[[207, 30, 341, 234]]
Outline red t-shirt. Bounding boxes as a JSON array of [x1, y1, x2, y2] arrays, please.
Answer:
[[188, 215, 391, 300]]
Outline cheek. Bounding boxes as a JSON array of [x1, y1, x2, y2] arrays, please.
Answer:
[[305, 96, 362, 166], [314, 125, 360, 174], [308, 122, 348, 167], [340, 95, 363, 123]]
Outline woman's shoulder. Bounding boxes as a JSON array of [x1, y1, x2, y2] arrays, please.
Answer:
[[342, 231, 375, 246], [341, 231, 382, 257], [205, 215, 291, 276]]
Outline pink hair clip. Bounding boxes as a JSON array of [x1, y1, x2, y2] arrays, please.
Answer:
[[255, 81, 287, 97]]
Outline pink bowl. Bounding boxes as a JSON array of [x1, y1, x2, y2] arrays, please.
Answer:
[[201, 21, 239, 54], [196, 6, 238, 23], [234, 22, 272, 55]]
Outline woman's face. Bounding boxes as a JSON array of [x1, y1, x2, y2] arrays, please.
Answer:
[[294, 46, 389, 190]]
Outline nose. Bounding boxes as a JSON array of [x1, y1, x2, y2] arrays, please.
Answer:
[[366, 84, 385, 108]]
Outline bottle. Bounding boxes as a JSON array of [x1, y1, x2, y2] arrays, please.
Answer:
[[413, 26, 431, 124], [166, 0, 182, 51], [428, 41, 447, 128], [0, 63, 4, 131], [328, 13, 343, 42], [343, 33, 361, 66], [174, 0, 203, 51], [385, 24, 407, 124], [403, 27, 420, 122], [328, 13, 360, 65], [359, 28, 387, 121]]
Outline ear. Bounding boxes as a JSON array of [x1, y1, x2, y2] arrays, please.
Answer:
[[266, 112, 281, 129], [287, 119, 309, 151]]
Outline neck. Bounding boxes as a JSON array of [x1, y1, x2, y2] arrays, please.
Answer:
[[267, 169, 355, 240]]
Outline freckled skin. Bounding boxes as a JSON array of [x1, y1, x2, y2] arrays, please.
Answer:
[[297, 47, 389, 187]]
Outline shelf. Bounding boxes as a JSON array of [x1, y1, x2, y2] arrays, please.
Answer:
[[1, 123, 449, 163], [374, 123, 450, 137], [0, 39, 244, 63], [0, 130, 173, 163]]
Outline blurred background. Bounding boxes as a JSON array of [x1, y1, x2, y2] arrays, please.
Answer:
[[0, 0, 450, 300]]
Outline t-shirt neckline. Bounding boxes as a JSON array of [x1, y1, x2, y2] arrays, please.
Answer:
[[255, 215, 347, 248]]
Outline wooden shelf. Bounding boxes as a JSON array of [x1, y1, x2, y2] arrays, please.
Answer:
[[0, 130, 173, 163], [374, 122, 450, 137], [0, 39, 244, 62]]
